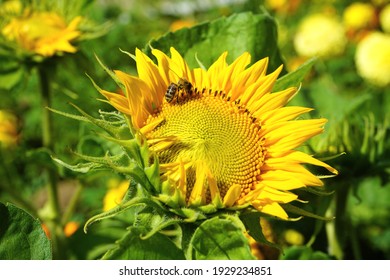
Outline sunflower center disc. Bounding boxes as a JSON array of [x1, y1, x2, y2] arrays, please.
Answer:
[[147, 94, 266, 199]]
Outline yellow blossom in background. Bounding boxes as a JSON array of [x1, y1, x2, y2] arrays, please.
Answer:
[[103, 180, 129, 211], [380, 4, 390, 33], [283, 229, 304, 245], [64, 221, 79, 237], [0, 110, 19, 148], [355, 32, 390, 87], [294, 14, 347, 58], [169, 19, 196, 32], [2, 10, 82, 57], [343, 2, 377, 30], [42, 221, 79, 238], [265, 0, 288, 10], [245, 218, 278, 259], [264, 0, 301, 14], [286, 56, 309, 72], [372, 0, 390, 6], [0, 0, 21, 17], [98, 48, 337, 220]]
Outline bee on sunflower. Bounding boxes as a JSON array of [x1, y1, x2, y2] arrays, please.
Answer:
[[58, 47, 337, 224]]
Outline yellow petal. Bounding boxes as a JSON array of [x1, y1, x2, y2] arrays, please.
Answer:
[[262, 119, 327, 151], [188, 163, 207, 205], [114, 70, 153, 128], [263, 162, 324, 187], [268, 150, 338, 175], [261, 106, 313, 124], [207, 51, 228, 89], [135, 49, 165, 107], [253, 201, 289, 220], [170, 47, 194, 82], [151, 48, 172, 87], [244, 65, 283, 109], [99, 89, 131, 115], [222, 52, 251, 93], [206, 167, 221, 202], [223, 184, 241, 207], [260, 171, 305, 190], [257, 187, 298, 203]]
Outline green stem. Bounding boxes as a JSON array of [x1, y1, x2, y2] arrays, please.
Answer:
[[350, 224, 362, 259], [61, 181, 83, 225], [326, 183, 351, 260], [38, 66, 66, 259], [325, 201, 343, 259], [39, 67, 53, 149]]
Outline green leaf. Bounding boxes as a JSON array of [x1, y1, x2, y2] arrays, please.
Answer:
[[302, 75, 372, 152], [308, 75, 371, 121], [68, 213, 136, 260], [280, 245, 333, 260], [145, 11, 285, 73], [0, 202, 52, 260], [282, 204, 334, 221], [240, 212, 280, 249], [144, 160, 161, 192], [52, 157, 106, 173], [69, 103, 134, 139], [68, 228, 121, 260], [0, 67, 25, 91], [273, 57, 317, 92], [347, 176, 390, 225], [84, 196, 150, 233], [304, 186, 335, 196], [0, 56, 25, 91], [189, 216, 255, 260], [102, 227, 185, 260]]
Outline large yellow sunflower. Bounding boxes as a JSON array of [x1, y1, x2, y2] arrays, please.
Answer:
[[98, 48, 337, 220]]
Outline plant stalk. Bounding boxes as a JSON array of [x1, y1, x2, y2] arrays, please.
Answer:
[[326, 183, 351, 260], [38, 66, 66, 259]]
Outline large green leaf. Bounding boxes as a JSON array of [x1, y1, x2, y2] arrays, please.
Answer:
[[101, 226, 184, 260], [189, 216, 255, 260], [145, 11, 285, 73], [0, 202, 52, 260]]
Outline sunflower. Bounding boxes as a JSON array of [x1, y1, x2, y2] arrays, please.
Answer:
[[1, 9, 81, 57], [294, 14, 347, 58], [343, 2, 377, 31], [98, 47, 337, 220], [355, 32, 390, 87]]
